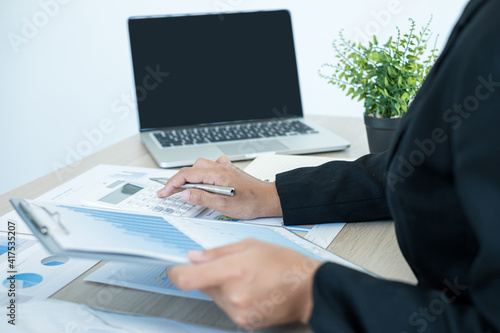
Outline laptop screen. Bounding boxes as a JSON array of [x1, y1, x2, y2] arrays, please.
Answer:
[[128, 10, 304, 131]]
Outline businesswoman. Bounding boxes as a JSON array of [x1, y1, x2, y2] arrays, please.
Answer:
[[159, 0, 500, 331]]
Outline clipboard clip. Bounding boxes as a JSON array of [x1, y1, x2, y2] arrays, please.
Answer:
[[19, 200, 69, 235]]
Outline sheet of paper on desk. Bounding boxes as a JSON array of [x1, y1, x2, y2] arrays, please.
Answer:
[[0, 211, 32, 234], [0, 164, 180, 234], [2, 159, 351, 303], [2, 162, 346, 248], [242, 154, 357, 247], [0, 233, 98, 302], [79, 206, 364, 301], [198, 208, 344, 249], [15, 201, 365, 301], [0, 299, 236, 333], [243, 154, 355, 180], [24, 203, 355, 268], [84, 261, 212, 301], [198, 154, 357, 248]]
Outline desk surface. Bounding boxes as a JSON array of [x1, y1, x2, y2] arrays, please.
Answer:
[[0, 116, 417, 332]]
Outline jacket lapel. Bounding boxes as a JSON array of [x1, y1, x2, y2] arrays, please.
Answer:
[[386, 0, 486, 162], [433, 0, 486, 71]]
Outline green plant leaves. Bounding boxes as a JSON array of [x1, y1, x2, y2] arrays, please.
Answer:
[[320, 17, 439, 118]]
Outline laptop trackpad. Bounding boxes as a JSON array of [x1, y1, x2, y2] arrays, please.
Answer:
[[217, 140, 288, 156]]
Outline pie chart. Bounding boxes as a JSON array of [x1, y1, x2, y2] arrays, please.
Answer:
[[3, 273, 43, 289], [41, 256, 69, 266]]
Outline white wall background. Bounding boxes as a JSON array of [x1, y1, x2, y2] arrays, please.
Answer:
[[0, 0, 468, 195]]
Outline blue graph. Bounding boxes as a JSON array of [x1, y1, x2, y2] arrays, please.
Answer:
[[41, 256, 69, 266], [0, 238, 26, 256], [3, 273, 43, 289], [60, 206, 203, 257], [86, 262, 211, 301], [58, 204, 326, 263], [0, 243, 7, 256]]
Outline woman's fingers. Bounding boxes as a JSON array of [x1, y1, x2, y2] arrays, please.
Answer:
[[156, 155, 282, 219], [170, 239, 323, 330]]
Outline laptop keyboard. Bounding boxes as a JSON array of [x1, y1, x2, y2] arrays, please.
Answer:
[[154, 120, 319, 147]]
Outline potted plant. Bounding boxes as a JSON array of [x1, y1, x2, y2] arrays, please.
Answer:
[[320, 18, 439, 153]]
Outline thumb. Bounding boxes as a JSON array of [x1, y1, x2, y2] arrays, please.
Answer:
[[215, 155, 231, 165], [181, 189, 218, 207]]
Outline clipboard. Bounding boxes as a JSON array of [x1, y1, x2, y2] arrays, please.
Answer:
[[11, 199, 67, 258], [10, 198, 375, 275], [10, 198, 201, 265]]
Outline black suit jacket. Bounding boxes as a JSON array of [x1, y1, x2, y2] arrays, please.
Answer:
[[275, 0, 500, 331]]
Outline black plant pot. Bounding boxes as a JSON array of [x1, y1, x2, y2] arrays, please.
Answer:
[[364, 115, 402, 154]]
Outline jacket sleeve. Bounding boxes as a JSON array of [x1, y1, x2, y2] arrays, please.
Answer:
[[306, 117, 500, 333], [310, 262, 491, 333], [448, 6, 500, 333], [310, 1, 500, 331], [275, 152, 391, 225]]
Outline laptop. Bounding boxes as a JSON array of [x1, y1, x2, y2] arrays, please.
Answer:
[[128, 10, 350, 168]]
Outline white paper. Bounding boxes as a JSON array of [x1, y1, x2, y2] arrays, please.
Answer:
[[242, 154, 357, 247], [23, 202, 346, 266], [0, 299, 235, 333], [0, 233, 97, 302], [85, 262, 211, 301], [4, 157, 350, 304], [0, 211, 32, 235], [1, 164, 179, 234], [3, 161, 347, 247], [243, 154, 355, 181]]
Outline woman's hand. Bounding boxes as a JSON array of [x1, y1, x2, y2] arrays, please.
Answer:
[[168, 239, 323, 330], [157, 156, 283, 219]]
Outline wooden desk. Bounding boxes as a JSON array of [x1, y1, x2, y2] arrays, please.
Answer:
[[0, 116, 416, 332]]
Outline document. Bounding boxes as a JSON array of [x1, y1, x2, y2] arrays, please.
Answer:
[[244, 154, 351, 180], [84, 261, 212, 301], [11, 200, 366, 274], [2, 158, 351, 248], [0, 299, 236, 333], [3, 155, 356, 303], [0, 233, 98, 303], [243, 154, 356, 246]]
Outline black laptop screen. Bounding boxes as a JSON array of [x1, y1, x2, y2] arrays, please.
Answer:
[[128, 10, 304, 130]]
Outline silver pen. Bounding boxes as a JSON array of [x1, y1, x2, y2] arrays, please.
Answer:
[[149, 177, 235, 197]]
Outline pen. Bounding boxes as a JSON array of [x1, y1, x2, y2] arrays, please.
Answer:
[[149, 177, 235, 197]]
